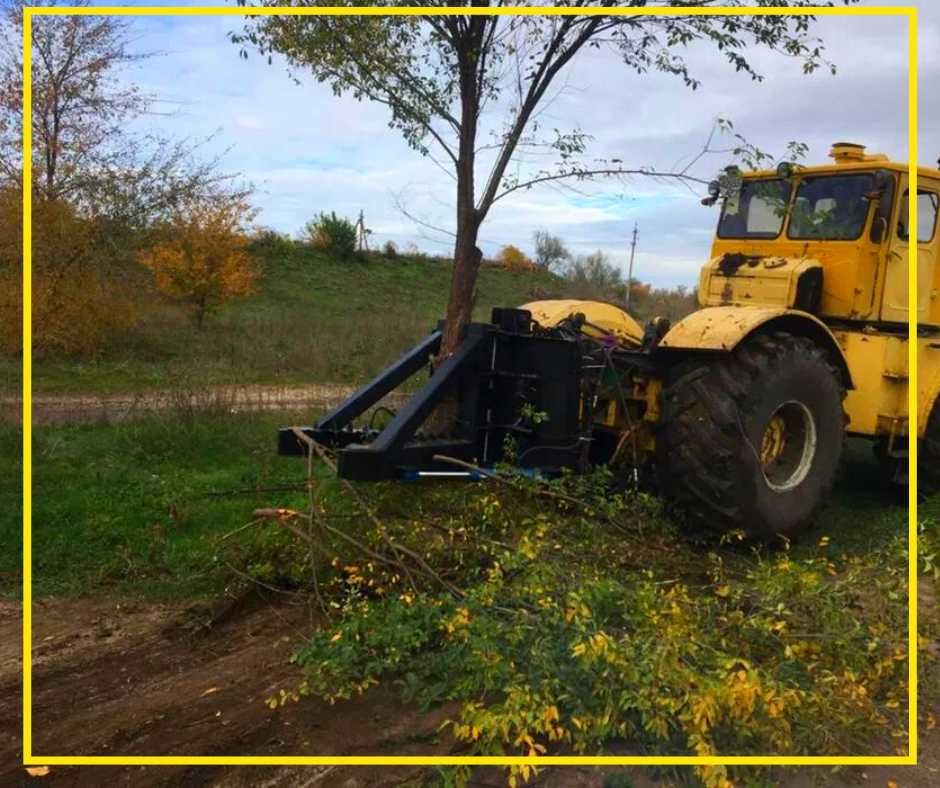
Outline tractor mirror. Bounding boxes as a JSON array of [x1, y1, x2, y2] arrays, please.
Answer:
[[701, 179, 722, 206]]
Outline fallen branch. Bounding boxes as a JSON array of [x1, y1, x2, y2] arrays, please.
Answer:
[[290, 428, 463, 598]]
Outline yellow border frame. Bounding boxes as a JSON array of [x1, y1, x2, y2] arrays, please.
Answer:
[[21, 3, 920, 771]]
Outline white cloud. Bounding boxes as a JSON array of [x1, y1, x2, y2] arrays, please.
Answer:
[[101, 0, 936, 287]]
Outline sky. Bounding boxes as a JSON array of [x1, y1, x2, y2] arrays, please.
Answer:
[[91, 0, 938, 288]]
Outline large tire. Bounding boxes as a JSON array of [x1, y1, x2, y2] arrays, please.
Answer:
[[658, 332, 846, 539]]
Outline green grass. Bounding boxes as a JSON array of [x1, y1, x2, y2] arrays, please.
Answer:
[[1, 246, 568, 395], [0, 412, 317, 599]]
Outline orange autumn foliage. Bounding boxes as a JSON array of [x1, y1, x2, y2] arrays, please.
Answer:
[[0, 188, 138, 356], [497, 244, 536, 272], [140, 198, 259, 328]]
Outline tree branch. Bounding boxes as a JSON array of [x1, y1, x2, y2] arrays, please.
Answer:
[[492, 166, 709, 205]]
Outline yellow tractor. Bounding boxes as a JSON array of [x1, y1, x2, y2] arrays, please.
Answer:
[[282, 143, 940, 539]]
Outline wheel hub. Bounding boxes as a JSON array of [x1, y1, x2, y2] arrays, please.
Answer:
[[759, 401, 817, 492]]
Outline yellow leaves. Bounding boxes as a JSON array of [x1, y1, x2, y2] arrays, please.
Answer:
[[330, 632, 342, 642], [765, 691, 786, 718], [266, 687, 302, 709], [572, 631, 616, 664], [498, 244, 536, 271], [725, 668, 759, 722], [563, 599, 591, 625], [697, 766, 735, 788], [690, 693, 719, 733], [444, 607, 471, 637], [25, 767, 51, 778], [513, 733, 546, 757], [799, 570, 820, 588], [714, 585, 731, 598], [518, 534, 539, 561], [139, 195, 258, 324], [510, 761, 539, 786]]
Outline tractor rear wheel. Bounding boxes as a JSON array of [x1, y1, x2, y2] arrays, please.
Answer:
[[658, 332, 846, 539]]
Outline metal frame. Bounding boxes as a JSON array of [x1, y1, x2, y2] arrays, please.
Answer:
[[279, 310, 590, 480]]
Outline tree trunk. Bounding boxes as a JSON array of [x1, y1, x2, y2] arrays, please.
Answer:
[[441, 213, 482, 359], [425, 20, 486, 435]]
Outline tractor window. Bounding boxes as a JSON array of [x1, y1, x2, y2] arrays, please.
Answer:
[[787, 174, 874, 240], [898, 190, 939, 243], [717, 178, 791, 239]]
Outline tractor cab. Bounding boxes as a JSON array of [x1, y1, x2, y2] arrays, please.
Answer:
[[698, 143, 939, 325]]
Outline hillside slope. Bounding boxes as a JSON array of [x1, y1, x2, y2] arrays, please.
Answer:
[[3, 245, 569, 394]]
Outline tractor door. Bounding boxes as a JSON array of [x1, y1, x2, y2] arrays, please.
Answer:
[[880, 178, 939, 325]]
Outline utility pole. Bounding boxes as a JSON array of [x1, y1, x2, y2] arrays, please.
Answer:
[[356, 210, 371, 252], [625, 222, 638, 310]]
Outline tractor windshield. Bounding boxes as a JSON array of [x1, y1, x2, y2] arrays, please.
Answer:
[[787, 173, 874, 240], [717, 178, 791, 239]]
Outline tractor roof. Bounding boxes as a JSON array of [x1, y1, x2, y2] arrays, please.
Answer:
[[745, 142, 940, 181]]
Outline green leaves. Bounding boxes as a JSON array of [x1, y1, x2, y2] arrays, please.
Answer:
[[276, 468, 912, 778]]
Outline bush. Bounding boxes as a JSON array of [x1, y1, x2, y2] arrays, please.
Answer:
[[498, 244, 535, 271], [305, 212, 358, 258], [140, 196, 259, 329], [0, 188, 141, 356], [383, 240, 399, 259], [249, 227, 295, 260]]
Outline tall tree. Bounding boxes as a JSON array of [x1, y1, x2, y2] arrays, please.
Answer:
[[235, 0, 854, 361], [0, 0, 147, 200], [0, 1, 252, 355]]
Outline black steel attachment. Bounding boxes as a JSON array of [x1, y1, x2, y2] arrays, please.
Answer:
[[279, 308, 589, 480]]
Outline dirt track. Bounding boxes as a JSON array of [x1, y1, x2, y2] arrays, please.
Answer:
[[0, 594, 460, 787], [0, 384, 409, 426], [1, 593, 937, 787]]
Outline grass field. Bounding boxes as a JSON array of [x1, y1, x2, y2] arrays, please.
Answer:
[[0, 245, 568, 395], [0, 411, 318, 598]]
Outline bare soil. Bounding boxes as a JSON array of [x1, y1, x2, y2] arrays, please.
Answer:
[[0, 385, 408, 426], [1, 593, 937, 788], [0, 593, 459, 787]]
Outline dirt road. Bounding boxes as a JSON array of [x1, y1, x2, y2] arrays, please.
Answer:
[[1, 594, 937, 787], [0, 384, 409, 426]]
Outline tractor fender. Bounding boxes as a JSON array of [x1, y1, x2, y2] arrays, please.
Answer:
[[658, 306, 854, 389], [521, 299, 645, 346]]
